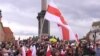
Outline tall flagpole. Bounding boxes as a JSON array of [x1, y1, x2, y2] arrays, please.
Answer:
[[37, 0, 50, 37]]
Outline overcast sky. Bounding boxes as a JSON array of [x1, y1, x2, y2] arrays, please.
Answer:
[[0, 0, 100, 39]]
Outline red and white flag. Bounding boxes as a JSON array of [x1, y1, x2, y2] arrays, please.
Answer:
[[75, 33, 79, 43], [22, 46, 26, 56], [45, 1, 63, 25], [45, 1, 77, 41], [46, 45, 52, 56], [31, 45, 37, 56], [26, 48, 32, 56]]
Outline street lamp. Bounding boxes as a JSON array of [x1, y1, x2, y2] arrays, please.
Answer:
[[88, 28, 100, 56], [93, 30, 97, 45]]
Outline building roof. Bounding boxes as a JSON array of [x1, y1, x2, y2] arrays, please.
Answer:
[[92, 21, 100, 26], [3, 27, 13, 34]]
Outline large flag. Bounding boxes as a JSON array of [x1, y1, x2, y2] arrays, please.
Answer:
[[45, 1, 77, 40], [45, 1, 63, 25], [46, 45, 52, 56]]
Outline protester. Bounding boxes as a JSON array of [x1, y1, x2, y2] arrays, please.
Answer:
[[0, 36, 98, 56], [95, 43, 100, 56]]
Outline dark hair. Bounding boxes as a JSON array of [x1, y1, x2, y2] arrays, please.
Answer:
[[1, 43, 6, 48]]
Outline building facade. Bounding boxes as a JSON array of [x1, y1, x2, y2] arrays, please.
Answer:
[[3, 27, 15, 42], [0, 10, 15, 42], [0, 10, 5, 41], [88, 21, 100, 42]]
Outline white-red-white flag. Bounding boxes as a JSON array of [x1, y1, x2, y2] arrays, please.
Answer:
[[22, 46, 26, 56], [45, 1, 77, 41], [45, 1, 63, 25], [46, 45, 52, 56], [31, 45, 37, 56]]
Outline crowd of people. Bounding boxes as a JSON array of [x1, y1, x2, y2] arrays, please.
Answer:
[[0, 36, 100, 56]]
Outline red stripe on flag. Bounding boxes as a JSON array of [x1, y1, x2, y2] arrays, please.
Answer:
[[60, 16, 68, 25], [59, 16, 69, 40], [46, 45, 51, 56], [47, 5, 61, 17], [60, 25, 69, 40]]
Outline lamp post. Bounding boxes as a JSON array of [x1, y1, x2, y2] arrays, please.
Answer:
[[93, 31, 96, 46]]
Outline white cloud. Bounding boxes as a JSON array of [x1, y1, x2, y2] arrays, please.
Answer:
[[2, 20, 38, 35]]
